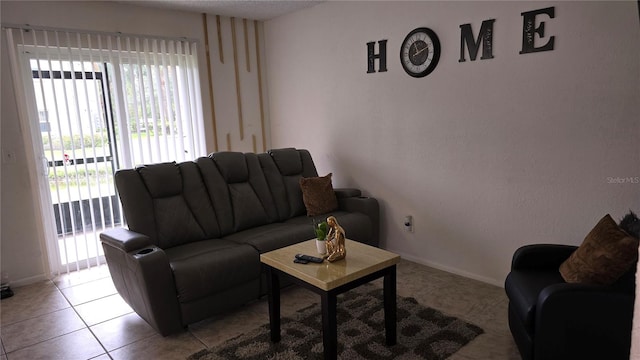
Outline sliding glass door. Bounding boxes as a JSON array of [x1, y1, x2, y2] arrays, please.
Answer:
[[32, 61, 120, 272], [6, 27, 205, 275]]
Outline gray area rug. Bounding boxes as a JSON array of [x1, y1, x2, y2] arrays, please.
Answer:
[[187, 285, 483, 360]]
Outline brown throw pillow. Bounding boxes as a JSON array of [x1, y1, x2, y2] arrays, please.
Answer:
[[299, 173, 338, 217], [559, 214, 639, 285]]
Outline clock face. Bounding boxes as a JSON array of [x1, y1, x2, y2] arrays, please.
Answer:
[[400, 27, 441, 78]]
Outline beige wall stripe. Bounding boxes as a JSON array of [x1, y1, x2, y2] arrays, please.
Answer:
[[254, 20, 266, 152], [202, 14, 219, 151], [230, 17, 244, 140], [243, 19, 250, 72], [216, 15, 224, 63]]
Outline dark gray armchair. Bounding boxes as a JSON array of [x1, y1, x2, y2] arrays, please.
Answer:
[[504, 244, 635, 360]]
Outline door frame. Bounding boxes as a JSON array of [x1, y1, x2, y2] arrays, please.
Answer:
[[5, 36, 58, 278]]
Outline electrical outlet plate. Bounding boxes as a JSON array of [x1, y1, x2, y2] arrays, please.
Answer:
[[404, 215, 413, 232]]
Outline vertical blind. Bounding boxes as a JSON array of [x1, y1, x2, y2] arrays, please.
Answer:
[[5, 26, 206, 275]]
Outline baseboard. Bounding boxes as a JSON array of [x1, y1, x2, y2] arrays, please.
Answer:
[[388, 249, 504, 288], [11, 274, 50, 287]]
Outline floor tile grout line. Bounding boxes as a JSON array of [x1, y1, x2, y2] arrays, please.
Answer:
[[83, 324, 112, 359], [53, 277, 113, 359], [56, 266, 206, 356], [53, 268, 159, 357], [104, 332, 156, 356], [1, 281, 72, 355], [75, 291, 151, 354], [0, 308, 75, 328], [189, 328, 211, 351], [51, 267, 111, 291], [88, 310, 158, 355], [102, 331, 159, 357], [0, 280, 69, 327], [0, 307, 90, 354], [3, 327, 90, 357], [54, 275, 128, 323], [2, 279, 86, 359], [55, 277, 118, 308], [60, 292, 120, 308]]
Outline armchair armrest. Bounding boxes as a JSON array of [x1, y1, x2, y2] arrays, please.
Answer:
[[100, 228, 183, 336], [337, 195, 380, 247], [535, 282, 633, 360], [511, 244, 577, 271]]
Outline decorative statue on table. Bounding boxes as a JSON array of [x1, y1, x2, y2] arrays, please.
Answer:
[[324, 216, 346, 262]]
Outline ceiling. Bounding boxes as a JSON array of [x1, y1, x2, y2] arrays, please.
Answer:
[[123, 0, 324, 21]]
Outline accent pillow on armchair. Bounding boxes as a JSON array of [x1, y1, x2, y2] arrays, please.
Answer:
[[559, 214, 639, 285]]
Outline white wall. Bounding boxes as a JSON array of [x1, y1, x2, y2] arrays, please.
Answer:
[[264, 1, 640, 285], [1, 1, 268, 284]]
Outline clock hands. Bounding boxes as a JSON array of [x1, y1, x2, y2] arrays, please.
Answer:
[[412, 43, 428, 58]]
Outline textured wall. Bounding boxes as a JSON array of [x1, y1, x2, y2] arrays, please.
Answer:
[[205, 15, 270, 153], [264, 1, 640, 285]]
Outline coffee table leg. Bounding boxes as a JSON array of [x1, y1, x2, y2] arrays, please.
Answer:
[[384, 265, 397, 346], [266, 266, 281, 342], [321, 291, 338, 360]]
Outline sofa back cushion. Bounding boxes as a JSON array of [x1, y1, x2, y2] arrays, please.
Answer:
[[116, 162, 220, 249], [114, 148, 320, 246], [177, 162, 223, 238], [114, 168, 157, 241], [258, 153, 289, 221], [203, 152, 279, 234], [262, 148, 318, 219]]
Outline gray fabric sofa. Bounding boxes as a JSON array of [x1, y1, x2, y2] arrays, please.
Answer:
[[99, 148, 379, 336]]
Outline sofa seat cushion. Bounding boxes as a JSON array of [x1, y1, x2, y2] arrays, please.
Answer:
[[223, 223, 314, 254], [505, 269, 565, 334], [285, 211, 374, 246], [165, 239, 260, 303]]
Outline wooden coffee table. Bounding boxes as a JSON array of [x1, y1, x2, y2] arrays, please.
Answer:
[[260, 239, 401, 360]]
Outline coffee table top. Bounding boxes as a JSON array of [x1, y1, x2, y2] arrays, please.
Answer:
[[260, 239, 400, 291]]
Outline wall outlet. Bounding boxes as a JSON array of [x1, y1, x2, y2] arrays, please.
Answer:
[[404, 215, 413, 232]]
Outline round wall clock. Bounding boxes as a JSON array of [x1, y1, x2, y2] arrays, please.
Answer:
[[400, 27, 441, 78]]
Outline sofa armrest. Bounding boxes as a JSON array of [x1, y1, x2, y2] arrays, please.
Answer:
[[334, 188, 361, 199], [511, 244, 577, 271], [100, 228, 183, 336], [535, 283, 633, 360], [100, 228, 152, 252], [338, 195, 380, 247]]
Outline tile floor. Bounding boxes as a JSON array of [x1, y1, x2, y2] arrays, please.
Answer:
[[0, 259, 521, 359]]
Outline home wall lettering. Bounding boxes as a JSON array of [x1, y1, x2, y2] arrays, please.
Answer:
[[459, 19, 495, 62], [367, 40, 388, 73], [519, 7, 555, 54], [367, 6, 555, 76]]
